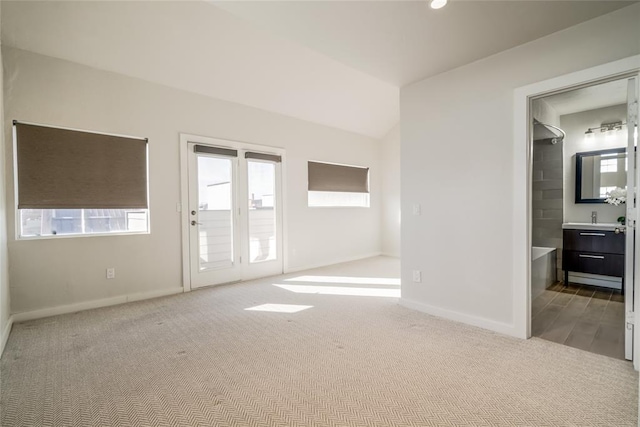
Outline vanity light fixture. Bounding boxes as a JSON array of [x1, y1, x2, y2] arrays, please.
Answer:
[[604, 121, 624, 132], [584, 129, 595, 142], [430, 0, 448, 9], [585, 121, 626, 135]]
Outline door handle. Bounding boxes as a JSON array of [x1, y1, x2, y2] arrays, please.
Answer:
[[191, 220, 202, 226]]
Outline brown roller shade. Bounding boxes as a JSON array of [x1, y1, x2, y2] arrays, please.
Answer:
[[194, 144, 237, 157], [15, 122, 148, 209], [308, 161, 369, 193], [245, 152, 281, 163]]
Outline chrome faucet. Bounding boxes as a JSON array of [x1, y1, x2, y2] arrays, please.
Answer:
[[591, 211, 597, 224]]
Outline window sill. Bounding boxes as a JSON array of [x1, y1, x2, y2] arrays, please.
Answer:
[[307, 205, 370, 209], [17, 230, 150, 241]]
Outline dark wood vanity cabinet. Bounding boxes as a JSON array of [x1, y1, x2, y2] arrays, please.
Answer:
[[562, 229, 625, 289]]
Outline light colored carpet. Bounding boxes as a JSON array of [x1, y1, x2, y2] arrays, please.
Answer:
[[1, 256, 637, 426]]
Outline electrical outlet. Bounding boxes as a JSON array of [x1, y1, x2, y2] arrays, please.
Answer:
[[106, 267, 116, 279], [413, 204, 421, 215], [412, 270, 422, 283]]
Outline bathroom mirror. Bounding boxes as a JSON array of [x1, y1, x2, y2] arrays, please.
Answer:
[[575, 147, 628, 203]]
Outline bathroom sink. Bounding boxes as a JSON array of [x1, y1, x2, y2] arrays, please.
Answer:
[[562, 222, 625, 231]]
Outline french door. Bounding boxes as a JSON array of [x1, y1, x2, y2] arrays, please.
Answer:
[[626, 74, 640, 363], [186, 141, 283, 289]]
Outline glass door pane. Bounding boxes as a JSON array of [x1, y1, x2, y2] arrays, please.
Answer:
[[247, 160, 277, 263], [197, 155, 234, 271]]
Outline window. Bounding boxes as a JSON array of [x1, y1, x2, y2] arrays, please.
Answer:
[[600, 186, 617, 198], [20, 209, 149, 237], [600, 158, 617, 173], [14, 122, 149, 238], [308, 191, 369, 207], [307, 161, 369, 207]]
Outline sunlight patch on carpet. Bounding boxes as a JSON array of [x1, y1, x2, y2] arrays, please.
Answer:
[[275, 283, 400, 298], [244, 303, 313, 313], [285, 275, 400, 286]]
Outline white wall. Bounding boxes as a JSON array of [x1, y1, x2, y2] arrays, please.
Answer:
[[399, 4, 640, 332], [380, 124, 400, 257], [0, 3, 11, 354], [562, 104, 627, 224], [4, 47, 382, 316]]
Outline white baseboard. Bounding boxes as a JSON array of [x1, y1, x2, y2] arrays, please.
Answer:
[[568, 272, 622, 290], [1, 315, 14, 358], [11, 287, 184, 323], [399, 298, 518, 338], [381, 252, 400, 258], [285, 252, 383, 274]]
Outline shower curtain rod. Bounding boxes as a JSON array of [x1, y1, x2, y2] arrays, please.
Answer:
[[533, 119, 566, 142]]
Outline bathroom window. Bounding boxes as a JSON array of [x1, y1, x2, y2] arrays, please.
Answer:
[[600, 158, 618, 173], [600, 186, 617, 198]]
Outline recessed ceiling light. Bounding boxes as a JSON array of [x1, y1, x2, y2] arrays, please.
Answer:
[[430, 0, 448, 9]]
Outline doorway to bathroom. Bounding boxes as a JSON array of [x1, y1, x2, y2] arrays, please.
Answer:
[[529, 75, 638, 361]]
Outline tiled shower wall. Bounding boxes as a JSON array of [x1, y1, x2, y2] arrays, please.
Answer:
[[532, 138, 563, 282]]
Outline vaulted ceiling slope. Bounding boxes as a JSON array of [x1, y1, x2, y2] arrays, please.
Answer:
[[1, 1, 398, 139], [1, 1, 637, 139], [213, 0, 636, 87]]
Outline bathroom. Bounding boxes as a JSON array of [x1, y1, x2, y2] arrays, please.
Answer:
[[530, 78, 636, 360]]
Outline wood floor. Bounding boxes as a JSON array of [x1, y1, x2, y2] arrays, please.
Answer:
[[532, 282, 626, 360]]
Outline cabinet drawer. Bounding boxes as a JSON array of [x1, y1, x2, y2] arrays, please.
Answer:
[[563, 229, 624, 254], [563, 250, 624, 277]]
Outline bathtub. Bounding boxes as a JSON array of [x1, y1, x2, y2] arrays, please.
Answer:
[[531, 246, 557, 299]]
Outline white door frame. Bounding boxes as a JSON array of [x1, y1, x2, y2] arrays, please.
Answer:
[[626, 75, 639, 361], [512, 55, 640, 345], [179, 133, 288, 292]]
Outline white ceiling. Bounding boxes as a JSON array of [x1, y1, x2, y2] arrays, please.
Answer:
[[543, 79, 628, 116], [1, 1, 636, 139], [212, 0, 635, 86], [1, 1, 399, 139]]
